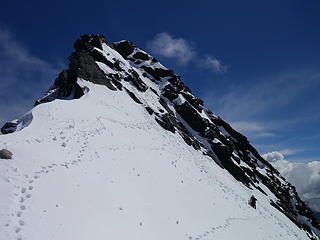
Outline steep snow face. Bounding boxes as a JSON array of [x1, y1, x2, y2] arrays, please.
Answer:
[[0, 80, 314, 240], [0, 34, 319, 240]]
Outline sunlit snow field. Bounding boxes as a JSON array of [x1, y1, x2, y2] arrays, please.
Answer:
[[0, 78, 312, 240]]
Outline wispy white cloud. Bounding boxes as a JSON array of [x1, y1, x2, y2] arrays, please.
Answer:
[[230, 121, 267, 132], [204, 56, 227, 73], [148, 32, 226, 72], [255, 132, 278, 137], [0, 26, 59, 125], [262, 151, 285, 162], [0, 29, 50, 68], [279, 148, 303, 156], [260, 148, 304, 158], [148, 32, 195, 64], [263, 151, 320, 212], [229, 121, 278, 138]]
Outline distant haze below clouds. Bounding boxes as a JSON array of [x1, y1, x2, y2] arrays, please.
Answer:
[[263, 151, 320, 213]]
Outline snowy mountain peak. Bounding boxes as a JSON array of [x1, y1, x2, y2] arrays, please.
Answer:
[[0, 34, 319, 240]]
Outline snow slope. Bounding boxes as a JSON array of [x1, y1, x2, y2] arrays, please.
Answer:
[[0, 34, 319, 240], [0, 80, 312, 240]]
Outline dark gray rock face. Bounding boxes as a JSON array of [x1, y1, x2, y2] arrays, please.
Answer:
[[124, 69, 148, 92], [1, 112, 33, 134], [2, 34, 119, 134], [73, 36, 148, 92], [1, 122, 18, 134], [175, 102, 208, 133], [74, 33, 106, 51], [113, 40, 135, 58], [35, 70, 84, 106], [0, 149, 13, 159], [124, 88, 142, 104], [35, 34, 118, 107], [68, 51, 116, 90], [133, 52, 149, 61]]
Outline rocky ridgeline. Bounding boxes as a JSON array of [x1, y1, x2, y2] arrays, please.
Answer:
[[1, 34, 319, 239]]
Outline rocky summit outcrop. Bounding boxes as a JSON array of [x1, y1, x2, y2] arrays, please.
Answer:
[[1, 34, 319, 239]]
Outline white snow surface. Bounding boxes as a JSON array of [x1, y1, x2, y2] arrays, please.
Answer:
[[0, 79, 314, 240]]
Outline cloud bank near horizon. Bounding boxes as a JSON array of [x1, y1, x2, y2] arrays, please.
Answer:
[[263, 151, 320, 212]]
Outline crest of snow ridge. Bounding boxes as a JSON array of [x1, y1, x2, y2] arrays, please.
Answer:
[[1, 34, 319, 239]]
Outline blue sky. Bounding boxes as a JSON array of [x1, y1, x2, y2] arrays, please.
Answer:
[[0, 0, 320, 163]]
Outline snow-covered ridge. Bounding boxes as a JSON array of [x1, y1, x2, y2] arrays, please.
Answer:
[[0, 34, 319, 240]]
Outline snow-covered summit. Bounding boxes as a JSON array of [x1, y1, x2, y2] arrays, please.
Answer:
[[0, 34, 319, 240]]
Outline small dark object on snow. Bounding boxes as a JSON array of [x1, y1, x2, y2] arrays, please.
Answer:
[[0, 149, 13, 159], [248, 195, 257, 209]]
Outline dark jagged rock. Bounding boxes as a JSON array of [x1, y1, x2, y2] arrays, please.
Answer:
[[90, 48, 115, 69], [35, 70, 84, 106], [125, 88, 142, 104], [113, 40, 135, 58], [270, 200, 318, 239], [141, 66, 161, 81], [74, 36, 148, 93], [158, 98, 174, 115], [167, 76, 192, 93], [162, 84, 178, 101], [154, 111, 202, 151], [68, 51, 116, 90], [107, 74, 123, 91], [35, 34, 117, 107], [125, 69, 148, 92], [154, 68, 174, 78], [145, 106, 154, 115], [1, 122, 17, 134], [149, 87, 159, 96], [74, 34, 106, 51], [142, 67, 175, 82], [180, 92, 204, 112], [1, 112, 33, 135], [112, 59, 123, 71], [175, 102, 208, 133], [211, 142, 252, 186], [0, 149, 12, 159], [133, 52, 149, 60], [155, 114, 176, 133]]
